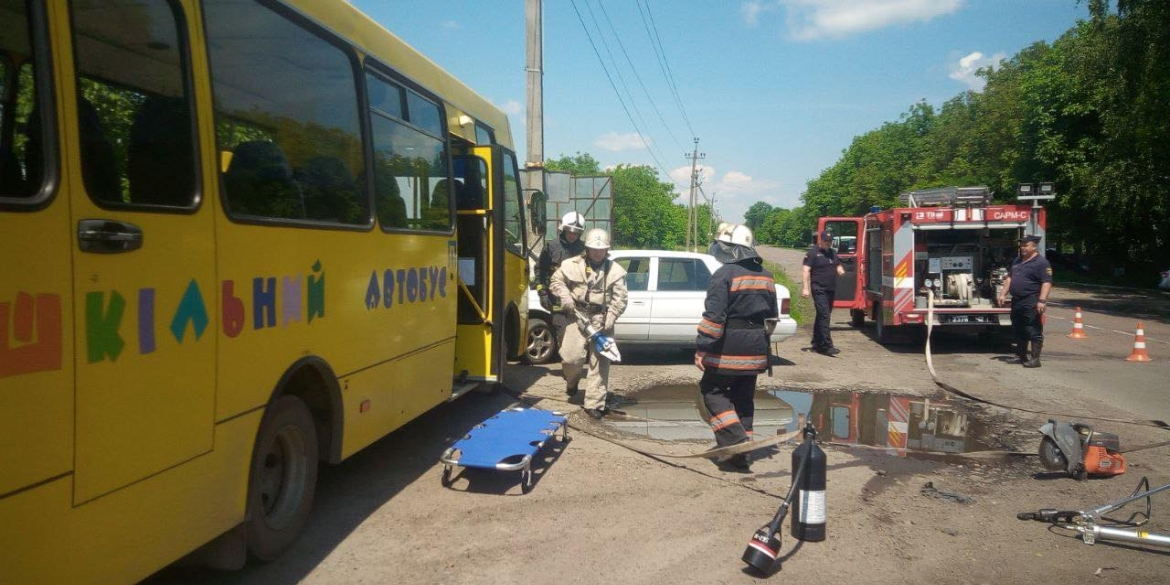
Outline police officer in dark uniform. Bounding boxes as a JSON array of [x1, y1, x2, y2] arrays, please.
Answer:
[[696, 224, 778, 472], [997, 234, 1053, 368], [802, 231, 846, 356]]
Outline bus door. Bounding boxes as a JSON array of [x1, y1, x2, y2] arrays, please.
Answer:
[[0, 0, 76, 505], [452, 145, 504, 384], [63, 0, 216, 504], [817, 217, 864, 310]]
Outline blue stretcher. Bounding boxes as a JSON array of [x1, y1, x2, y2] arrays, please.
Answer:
[[439, 407, 569, 493]]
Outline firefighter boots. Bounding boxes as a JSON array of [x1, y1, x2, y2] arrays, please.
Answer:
[[1023, 340, 1043, 368]]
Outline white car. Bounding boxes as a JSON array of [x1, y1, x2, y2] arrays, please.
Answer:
[[524, 250, 797, 364]]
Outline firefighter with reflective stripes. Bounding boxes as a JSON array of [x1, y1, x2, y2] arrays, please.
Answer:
[[695, 224, 778, 471]]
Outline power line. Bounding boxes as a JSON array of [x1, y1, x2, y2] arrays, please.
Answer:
[[568, 0, 674, 181], [595, 0, 687, 153], [637, 0, 693, 137], [581, 0, 669, 167]]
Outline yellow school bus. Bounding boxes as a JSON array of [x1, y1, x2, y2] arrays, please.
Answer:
[[0, 0, 528, 582]]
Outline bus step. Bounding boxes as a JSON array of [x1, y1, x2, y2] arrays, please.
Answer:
[[449, 381, 481, 402]]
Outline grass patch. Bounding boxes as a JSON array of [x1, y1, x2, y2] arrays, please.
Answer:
[[764, 260, 807, 325]]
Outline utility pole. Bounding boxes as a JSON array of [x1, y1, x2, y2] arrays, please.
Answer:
[[524, 0, 544, 185], [684, 137, 704, 252]]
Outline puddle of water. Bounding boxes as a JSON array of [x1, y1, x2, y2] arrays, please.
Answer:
[[606, 384, 998, 456]]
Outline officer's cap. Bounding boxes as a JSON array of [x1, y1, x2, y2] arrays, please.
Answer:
[[1018, 234, 1042, 244]]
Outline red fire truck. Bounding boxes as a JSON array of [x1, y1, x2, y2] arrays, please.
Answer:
[[817, 186, 1046, 344]]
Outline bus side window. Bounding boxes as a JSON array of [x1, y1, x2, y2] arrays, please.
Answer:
[[0, 9, 48, 202], [205, 0, 367, 226], [365, 70, 450, 232], [69, 0, 197, 209]]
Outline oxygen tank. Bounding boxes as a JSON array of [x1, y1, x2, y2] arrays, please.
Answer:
[[791, 436, 826, 541]]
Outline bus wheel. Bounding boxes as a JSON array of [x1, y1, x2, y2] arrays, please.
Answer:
[[524, 316, 557, 365], [246, 395, 319, 562]]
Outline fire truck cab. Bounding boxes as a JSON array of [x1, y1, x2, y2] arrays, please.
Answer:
[[818, 186, 1045, 344]]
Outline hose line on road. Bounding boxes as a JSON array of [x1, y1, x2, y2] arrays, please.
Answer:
[[924, 291, 1170, 455]]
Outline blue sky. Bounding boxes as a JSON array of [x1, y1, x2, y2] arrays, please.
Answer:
[[353, 1, 1089, 223]]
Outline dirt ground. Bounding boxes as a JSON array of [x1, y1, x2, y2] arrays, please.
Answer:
[[149, 247, 1170, 584]]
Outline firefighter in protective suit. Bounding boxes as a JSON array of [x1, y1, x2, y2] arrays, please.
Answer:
[[537, 212, 587, 349], [695, 224, 778, 471], [536, 211, 587, 311], [550, 228, 628, 419]]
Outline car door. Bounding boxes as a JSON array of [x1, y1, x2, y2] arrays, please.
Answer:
[[613, 255, 650, 340], [649, 256, 711, 342]]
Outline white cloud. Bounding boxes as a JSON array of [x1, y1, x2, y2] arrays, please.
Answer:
[[500, 99, 522, 116], [593, 132, 650, 152], [781, 0, 963, 41], [948, 50, 1005, 91], [440, 20, 460, 30], [666, 166, 795, 222], [741, 1, 779, 26]]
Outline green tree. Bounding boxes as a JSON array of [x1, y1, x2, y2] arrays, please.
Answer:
[[545, 152, 602, 176], [610, 163, 687, 248], [743, 201, 773, 231]]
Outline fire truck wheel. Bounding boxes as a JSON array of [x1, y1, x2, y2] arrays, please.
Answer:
[[246, 395, 319, 562], [850, 309, 866, 328]]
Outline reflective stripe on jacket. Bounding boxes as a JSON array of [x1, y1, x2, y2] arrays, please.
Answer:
[[695, 259, 778, 376]]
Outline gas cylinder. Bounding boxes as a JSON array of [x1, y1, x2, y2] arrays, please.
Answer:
[[791, 436, 826, 541]]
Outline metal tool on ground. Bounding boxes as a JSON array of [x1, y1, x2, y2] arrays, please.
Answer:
[[1039, 420, 1126, 480], [742, 420, 824, 575], [1067, 306, 1088, 339], [575, 308, 621, 362], [1126, 322, 1151, 362], [1018, 476, 1170, 550]]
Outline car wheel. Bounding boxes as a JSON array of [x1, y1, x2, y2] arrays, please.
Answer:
[[524, 315, 557, 365]]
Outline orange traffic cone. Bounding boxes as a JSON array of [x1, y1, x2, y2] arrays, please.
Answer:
[[1067, 307, 1088, 339], [1126, 322, 1152, 362]]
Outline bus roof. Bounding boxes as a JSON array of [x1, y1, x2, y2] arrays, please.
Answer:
[[292, 0, 514, 150]]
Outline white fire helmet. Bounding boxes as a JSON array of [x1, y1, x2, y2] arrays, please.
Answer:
[[559, 211, 586, 233], [716, 224, 754, 248], [714, 222, 735, 242], [583, 228, 611, 250]]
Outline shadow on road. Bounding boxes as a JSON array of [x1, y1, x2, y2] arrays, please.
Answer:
[[145, 367, 550, 585]]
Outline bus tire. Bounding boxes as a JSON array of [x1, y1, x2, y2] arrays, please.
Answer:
[[246, 395, 319, 562]]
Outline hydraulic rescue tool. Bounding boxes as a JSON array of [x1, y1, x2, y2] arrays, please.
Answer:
[[742, 420, 826, 574], [1018, 477, 1170, 550], [1038, 420, 1126, 479], [575, 309, 621, 362]]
